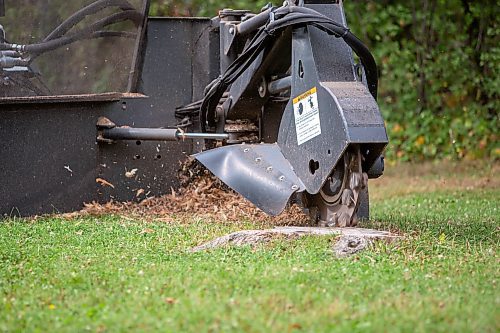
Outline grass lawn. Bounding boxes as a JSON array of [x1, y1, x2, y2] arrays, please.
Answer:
[[1, 162, 499, 332]]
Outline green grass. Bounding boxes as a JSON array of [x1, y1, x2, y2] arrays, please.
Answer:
[[1, 167, 499, 332]]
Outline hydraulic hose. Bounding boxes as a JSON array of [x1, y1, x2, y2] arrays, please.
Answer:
[[43, 0, 135, 41], [200, 5, 379, 132], [12, 10, 142, 55]]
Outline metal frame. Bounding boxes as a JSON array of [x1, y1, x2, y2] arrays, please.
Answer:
[[0, 18, 219, 216], [1, 1, 388, 221]]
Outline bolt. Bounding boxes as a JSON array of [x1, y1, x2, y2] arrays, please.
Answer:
[[255, 157, 262, 163], [229, 27, 235, 35], [266, 166, 273, 172], [291, 185, 299, 190], [243, 148, 249, 153], [279, 175, 285, 182]]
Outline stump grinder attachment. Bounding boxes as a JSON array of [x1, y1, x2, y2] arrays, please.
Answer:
[[0, 0, 387, 226]]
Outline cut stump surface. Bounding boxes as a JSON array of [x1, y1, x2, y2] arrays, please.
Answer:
[[191, 226, 401, 257]]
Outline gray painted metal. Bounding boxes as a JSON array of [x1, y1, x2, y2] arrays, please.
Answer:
[[101, 127, 229, 141], [0, 18, 220, 217], [195, 143, 305, 215], [278, 26, 350, 194], [0, 1, 387, 221], [277, 4, 387, 195], [268, 76, 291, 95]]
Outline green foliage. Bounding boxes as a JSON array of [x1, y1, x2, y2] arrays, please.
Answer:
[[345, 0, 499, 161], [149, 0, 269, 17], [151, 0, 499, 161]]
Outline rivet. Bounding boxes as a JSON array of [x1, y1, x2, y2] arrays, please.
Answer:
[[291, 185, 299, 190], [266, 166, 273, 172], [279, 175, 285, 181], [243, 148, 249, 153], [255, 157, 262, 163]]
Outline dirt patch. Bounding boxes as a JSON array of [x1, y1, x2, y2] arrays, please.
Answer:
[[370, 160, 499, 201]]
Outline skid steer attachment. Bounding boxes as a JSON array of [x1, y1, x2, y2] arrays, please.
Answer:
[[194, 2, 388, 226], [0, 0, 387, 226]]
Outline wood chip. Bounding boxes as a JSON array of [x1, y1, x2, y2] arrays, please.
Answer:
[[96, 178, 115, 188], [78, 159, 310, 225]]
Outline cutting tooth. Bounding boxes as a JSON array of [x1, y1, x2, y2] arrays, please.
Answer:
[[327, 213, 338, 227], [338, 212, 350, 227], [350, 172, 362, 190], [351, 214, 359, 227], [361, 172, 369, 189], [341, 189, 354, 207]]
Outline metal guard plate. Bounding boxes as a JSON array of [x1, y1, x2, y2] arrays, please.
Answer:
[[194, 143, 305, 216]]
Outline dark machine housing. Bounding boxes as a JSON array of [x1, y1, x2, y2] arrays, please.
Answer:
[[0, 0, 387, 226]]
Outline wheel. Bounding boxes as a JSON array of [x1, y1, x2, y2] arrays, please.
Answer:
[[302, 146, 368, 227]]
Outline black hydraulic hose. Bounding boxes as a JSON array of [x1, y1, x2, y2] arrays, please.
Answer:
[[43, 0, 135, 41], [269, 6, 378, 97], [237, 7, 273, 36], [20, 10, 142, 54], [339, 31, 378, 99], [90, 31, 136, 39], [0, 50, 20, 57], [200, 5, 379, 131], [200, 28, 270, 130], [0, 55, 28, 68]]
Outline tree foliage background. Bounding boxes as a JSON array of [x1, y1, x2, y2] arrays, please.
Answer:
[[151, 0, 499, 161]]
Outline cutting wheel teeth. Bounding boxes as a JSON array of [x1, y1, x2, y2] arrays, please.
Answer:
[[338, 212, 350, 227], [341, 189, 354, 206], [361, 172, 369, 189], [350, 172, 362, 190]]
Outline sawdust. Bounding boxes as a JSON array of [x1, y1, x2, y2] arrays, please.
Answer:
[[68, 158, 311, 225]]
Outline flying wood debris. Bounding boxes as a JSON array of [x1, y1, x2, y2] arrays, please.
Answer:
[[95, 177, 115, 188], [77, 159, 311, 225]]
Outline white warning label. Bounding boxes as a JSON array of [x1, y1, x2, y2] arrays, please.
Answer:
[[293, 87, 321, 145]]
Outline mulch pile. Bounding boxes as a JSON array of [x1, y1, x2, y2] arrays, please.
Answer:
[[68, 158, 310, 225]]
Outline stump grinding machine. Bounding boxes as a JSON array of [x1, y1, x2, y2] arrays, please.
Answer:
[[0, 0, 387, 226]]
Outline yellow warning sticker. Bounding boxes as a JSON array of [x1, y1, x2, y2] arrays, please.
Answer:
[[292, 86, 321, 145], [293, 86, 317, 104]]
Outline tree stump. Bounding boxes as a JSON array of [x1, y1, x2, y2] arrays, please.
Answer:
[[191, 226, 401, 257]]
